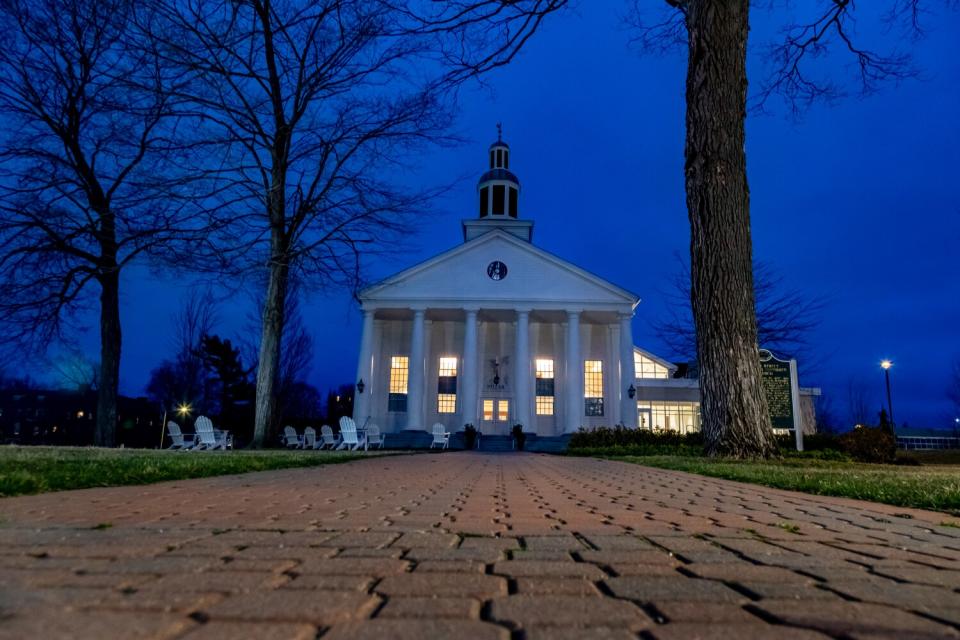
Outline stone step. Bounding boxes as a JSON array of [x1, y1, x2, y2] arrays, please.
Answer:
[[371, 430, 570, 453]]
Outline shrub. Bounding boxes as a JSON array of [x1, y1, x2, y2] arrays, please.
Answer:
[[839, 425, 896, 463], [568, 426, 703, 456], [463, 424, 478, 450], [512, 424, 526, 451]]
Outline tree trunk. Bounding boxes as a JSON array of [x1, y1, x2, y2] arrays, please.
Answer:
[[684, 0, 777, 458], [96, 270, 121, 447], [252, 252, 288, 448]]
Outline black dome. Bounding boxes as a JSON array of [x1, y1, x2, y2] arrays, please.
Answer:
[[478, 168, 519, 185], [488, 140, 510, 149]]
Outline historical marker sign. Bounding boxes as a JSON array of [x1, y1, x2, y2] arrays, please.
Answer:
[[761, 357, 793, 429], [759, 349, 803, 451]]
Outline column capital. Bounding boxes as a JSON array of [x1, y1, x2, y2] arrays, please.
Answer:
[[567, 309, 582, 319], [618, 310, 634, 320], [463, 306, 480, 316], [516, 308, 531, 318], [411, 306, 427, 316]]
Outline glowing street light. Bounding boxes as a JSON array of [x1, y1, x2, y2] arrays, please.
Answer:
[[880, 360, 894, 429], [176, 402, 192, 418]]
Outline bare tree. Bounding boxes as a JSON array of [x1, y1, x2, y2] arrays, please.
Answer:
[[48, 350, 100, 392], [0, 0, 203, 446], [847, 375, 872, 427], [146, 289, 218, 415], [948, 357, 960, 419], [654, 256, 825, 362], [149, 0, 567, 446], [624, 0, 951, 457]]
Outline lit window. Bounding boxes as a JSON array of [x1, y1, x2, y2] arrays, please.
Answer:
[[437, 356, 458, 413], [483, 399, 494, 421], [634, 352, 670, 379], [439, 357, 457, 377], [535, 358, 554, 415], [388, 356, 408, 412], [584, 360, 604, 417], [637, 401, 702, 434], [438, 394, 456, 414], [498, 399, 509, 422], [536, 396, 554, 416]]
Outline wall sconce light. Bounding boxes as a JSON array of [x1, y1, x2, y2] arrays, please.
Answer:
[[356, 379, 365, 394], [627, 384, 636, 399]]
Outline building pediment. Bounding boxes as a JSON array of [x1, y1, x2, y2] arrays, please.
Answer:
[[360, 230, 639, 310]]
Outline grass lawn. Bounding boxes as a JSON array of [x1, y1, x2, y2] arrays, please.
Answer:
[[0, 446, 381, 498], [609, 454, 960, 516]]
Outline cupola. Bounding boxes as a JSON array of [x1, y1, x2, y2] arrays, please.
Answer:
[[477, 124, 520, 218], [462, 124, 533, 243]]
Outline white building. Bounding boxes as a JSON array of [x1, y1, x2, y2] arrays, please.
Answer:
[[352, 133, 718, 437]]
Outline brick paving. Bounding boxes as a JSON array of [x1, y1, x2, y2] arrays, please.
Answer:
[[1, 453, 959, 639]]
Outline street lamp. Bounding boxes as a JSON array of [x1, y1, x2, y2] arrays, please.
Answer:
[[176, 402, 192, 418], [880, 360, 894, 428]]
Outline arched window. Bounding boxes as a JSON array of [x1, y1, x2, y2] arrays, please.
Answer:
[[508, 187, 518, 218], [479, 186, 489, 216]]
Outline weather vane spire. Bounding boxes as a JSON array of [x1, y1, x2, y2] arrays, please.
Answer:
[[496, 122, 502, 142]]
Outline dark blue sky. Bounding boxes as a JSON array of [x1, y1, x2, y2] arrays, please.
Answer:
[[73, 5, 960, 428]]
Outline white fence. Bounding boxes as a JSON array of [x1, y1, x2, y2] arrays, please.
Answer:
[[896, 436, 960, 451]]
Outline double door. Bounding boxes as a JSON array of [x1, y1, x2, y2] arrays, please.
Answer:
[[481, 397, 511, 435]]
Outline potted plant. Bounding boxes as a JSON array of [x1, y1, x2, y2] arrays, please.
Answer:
[[463, 423, 478, 450], [512, 424, 526, 451]]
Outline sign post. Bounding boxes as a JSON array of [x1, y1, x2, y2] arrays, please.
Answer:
[[759, 349, 803, 451]]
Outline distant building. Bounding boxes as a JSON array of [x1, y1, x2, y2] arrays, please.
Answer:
[[0, 389, 159, 446], [351, 133, 818, 436]]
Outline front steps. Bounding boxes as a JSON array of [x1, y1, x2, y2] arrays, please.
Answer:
[[378, 430, 571, 453]]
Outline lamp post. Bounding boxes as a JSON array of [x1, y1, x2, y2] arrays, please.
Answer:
[[880, 360, 894, 428]]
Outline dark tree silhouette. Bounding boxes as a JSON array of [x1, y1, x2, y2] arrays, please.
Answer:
[[147, 0, 568, 446], [653, 257, 825, 362], [146, 291, 218, 416], [625, 0, 949, 457], [0, 0, 204, 446]]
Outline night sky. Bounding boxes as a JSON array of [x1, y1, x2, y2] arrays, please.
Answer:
[[65, 5, 959, 428]]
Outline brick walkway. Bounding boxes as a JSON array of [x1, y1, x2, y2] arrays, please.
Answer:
[[1, 453, 959, 639]]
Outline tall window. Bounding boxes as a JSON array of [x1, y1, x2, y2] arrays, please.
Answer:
[[634, 352, 670, 379], [388, 356, 408, 412], [535, 358, 555, 416], [492, 185, 505, 215], [437, 356, 458, 413], [584, 360, 604, 416]]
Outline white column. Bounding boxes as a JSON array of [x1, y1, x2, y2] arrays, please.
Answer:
[[405, 308, 426, 430], [619, 312, 638, 428], [461, 309, 479, 429], [565, 310, 582, 433], [353, 309, 375, 423], [515, 310, 531, 432]]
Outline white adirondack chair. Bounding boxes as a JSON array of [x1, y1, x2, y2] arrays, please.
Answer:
[[283, 425, 302, 449], [303, 426, 318, 449], [194, 416, 221, 450], [365, 424, 384, 450], [166, 421, 195, 450], [337, 416, 362, 451], [430, 423, 450, 449], [319, 425, 340, 450]]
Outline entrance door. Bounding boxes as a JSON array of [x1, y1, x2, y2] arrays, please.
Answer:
[[481, 398, 511, 435]]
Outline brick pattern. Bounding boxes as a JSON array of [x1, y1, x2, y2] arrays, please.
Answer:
[[1, 454, 959, 639]]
